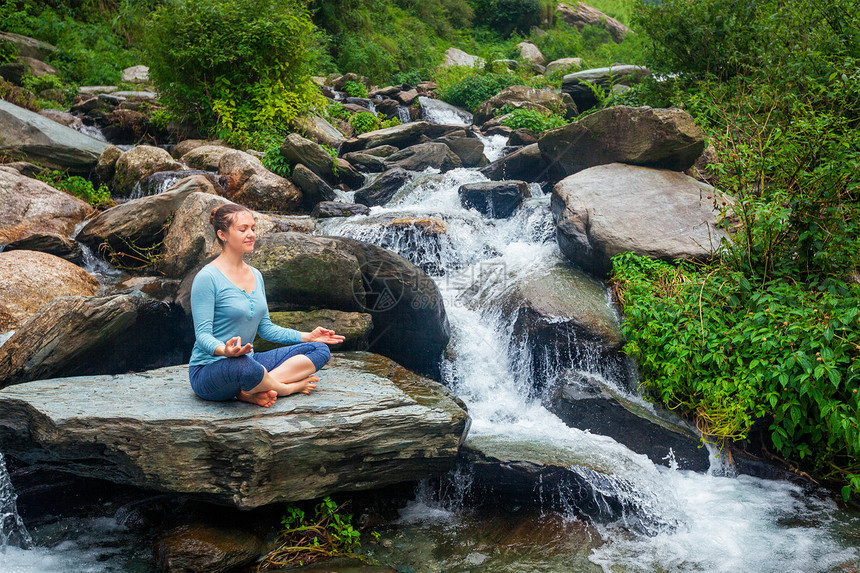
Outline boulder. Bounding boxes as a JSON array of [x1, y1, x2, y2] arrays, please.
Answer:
[[332, 73, 370, 91], [546, 57, 583, 74], [172, 139, 224, 159], [113, 145, 182, 196], [244, 232, 365, 312], [354, 168, 411, 207], [0, 32, 56, 60], [0, 169, 91, 244], [19, 56, 57, 77], [218, 150, 303, 212], [441, 47, 484, 68], [336, 238, 451, 379], [122, 65, 149, 83], [538, 106, 706, 180], [383, 142, 462, 172], [360, 145, 399, 158], [311, 201, 371, 218], [334, 158, 366, 189], [0, 251, 99, 332], [418, 96, 473, 126], [342, 151, 387, 173], [280, 132, 336, 181], [0, 160, 42, 178], [436, 135, 485, 167], [154, 523, 265, 573], [134, 170, 220, 198], [480, 143, 548, 182], [291, 114, 346, 148], [290, 163, 337, 208], [112, 90, 157, 99], [0, 62, 26, 84], [77, 176, 211, 267], [556, 2, 631, 43], [458, 180, 531, 218], [253, 309, 372, 352], [339, 121, 430, 154], [551, 163, 730, 276], [181, 144, 234, 171], [516, 41, 546, 66], [115, 275, 181, 302], [95, 144, 122, 184], [561, 65, 650, 112], [508, 128, 538, 146], [473, 86, 577, 126], [0, 352, 469, 508], [3, 233, 82, 263], [0, 100, 108, 172], [548, 369, 710, 471]]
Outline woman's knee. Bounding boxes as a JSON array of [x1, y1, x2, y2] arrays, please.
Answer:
[[308, 342, 331, 370]]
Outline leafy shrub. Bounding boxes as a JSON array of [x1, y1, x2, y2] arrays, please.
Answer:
[[0, 78, 41, 111], [0, 39, 18, 63], [471, 0, 542, 37], [349, 111, 379, 134], [391, 69, 425, 86], [434, 65, 516, 111], [38, 170, 111, 207], [262, 143, 291, 178], [142, 0, 325, 141], [499, 107, 567, 132], [342, 80, 369, 98]]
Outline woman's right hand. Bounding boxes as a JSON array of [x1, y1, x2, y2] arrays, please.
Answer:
[[215, 336, 253, 357]]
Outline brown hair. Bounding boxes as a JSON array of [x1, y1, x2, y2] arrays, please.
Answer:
[[210, 203, 251, 246]]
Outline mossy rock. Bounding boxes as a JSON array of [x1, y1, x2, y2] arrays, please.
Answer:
[[253, 309, 372, 352]]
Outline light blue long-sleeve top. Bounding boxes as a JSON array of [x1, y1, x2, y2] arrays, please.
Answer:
[[189, 264, 302, 367]]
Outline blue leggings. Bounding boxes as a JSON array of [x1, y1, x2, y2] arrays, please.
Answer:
[[189, 342, 331, 401]]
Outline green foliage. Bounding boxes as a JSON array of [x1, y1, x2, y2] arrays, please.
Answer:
[[262, 143, 291, 178], [142, 0, 326, 141], [0, 39, 18, 63], [0, 78, 41, 111], [434, 65, 516, 111], [391, 69, 425, 86], [349, 111, 378, 134], [37, 169, 111, 207], [612, 253, 860, 494], [499, 107, 567, 132], [342, 80, 369, 98], [470, 0, 542, 37], [258, 497, 375, 570]]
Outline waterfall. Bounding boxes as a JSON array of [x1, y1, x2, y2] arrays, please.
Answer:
[[0, 454, 32, 551]]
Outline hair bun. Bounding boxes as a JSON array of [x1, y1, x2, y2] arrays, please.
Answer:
[[209, 206, 220, 226]]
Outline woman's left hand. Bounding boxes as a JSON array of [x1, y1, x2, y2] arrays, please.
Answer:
[[306, 326, 346, 345]]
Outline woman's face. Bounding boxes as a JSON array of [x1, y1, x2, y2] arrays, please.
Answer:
[[219, 210, 256, 253]]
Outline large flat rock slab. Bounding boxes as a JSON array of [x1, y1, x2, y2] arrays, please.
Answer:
[[0, 352, 470, 509]]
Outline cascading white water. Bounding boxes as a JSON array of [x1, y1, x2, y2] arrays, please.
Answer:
[[318, 159, 860, 571], [0, 454, 31, 551]]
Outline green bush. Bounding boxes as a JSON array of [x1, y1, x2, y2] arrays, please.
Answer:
[[262, 142, 291, 178], [499, 107, 567, 132], [38, 170, 111, 207], [342, 80, 369, 98], [349, 111, 379, 134], [142, 0, 325, 142], [470, 0, 542, 37], [434, 65, 516, 111]]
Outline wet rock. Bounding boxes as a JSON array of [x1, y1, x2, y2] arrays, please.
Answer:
[[3, 233, 82, 263], [516, 41, 546, 66], [480, 143, 547, 182], [508, 128, 538, 147], [113, 145, 182, 196], [291, 163, 337, 208], [254, 309, 373, 352], [0, 169, 91, 244], [551, 163, 730, 276], [441, 47, 483, 68], [418, 96, 473, 126], [354, 168, 411, 207], [458, 180, 531, 218], [561, 65, 650, 112], [0, 352, 469, 508], [383, 142, 462, 172], [539, 105, 705, 180], [292, 114, 346, 148], [181, 144, 233, 171], [0, 250, 99, 331], [154, 523, 265, 573], [339, 121, 430, 154], [545, 57, 583, 74], [311, 201, 371, 218], [343, 151, 387, 173], [135, 170, 218, 198], [556, 2, 631, 43], [336, 239, 451, 380], [548, 369, 710, 471], [436, 135, 485, 167], [280, 132, 337, 181], [335, 157, 366, 189], [95, 144, 122, 184], [473, 86, 577, 126], [218, 150, 302, 212], [0, 100, 108, 172]]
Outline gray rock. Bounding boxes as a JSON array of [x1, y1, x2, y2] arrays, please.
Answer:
[[383, 142, 462, 172], [441, 47, 484, 68], [0, 32, 57, 60], [122, 65, 149, 83], [480, 143, 547, 182], [0, 353, 469, 508], [473, 86, 577, 126], [180, 144, 233, 171], [361, 145, 399, 158], [354, 168, 411, 207], [218, 150, 302, 212], [311, 201, 371, 218], [561, 65, 650, 112], [555, 2, 631, 43], [339, 121, 430, 154], [538, 106, 706, 181], [342, 151, 387, 173], [291, 114, 346, 148], [19, 56, 57, 78], [290, 163, 337, 207], [112, 91, 157, 99], [436, 135, 485, 167], [135, 170, 217, 198], [516, 41, 546, 66], [545, 57, 583, 74], [154, 522, 265, 573], [508, 128, 538, 146], [458, 180, 531, 218], [2, 233, 82, 264], [0, 100, 108, 172], [551, 163, 730, 276], [335, 158, 366, 189], [254, 309, 372, 352], [280, 132, 336, 181], [113, 145, 182, 197]]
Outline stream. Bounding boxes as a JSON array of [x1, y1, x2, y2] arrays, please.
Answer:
[[1, 121, 859, 572]]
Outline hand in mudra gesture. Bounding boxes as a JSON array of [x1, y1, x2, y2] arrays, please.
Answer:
[[221, 336, 253, 357], [307, 326, 345, 345]]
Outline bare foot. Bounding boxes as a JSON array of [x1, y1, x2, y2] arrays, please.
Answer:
[[281, 375, 319, 396], [237, 389, 278, 407]]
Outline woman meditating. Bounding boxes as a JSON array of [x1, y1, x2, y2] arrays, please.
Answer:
[[189, 204, 345, 407]]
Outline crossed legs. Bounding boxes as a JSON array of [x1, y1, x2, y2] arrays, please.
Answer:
[[237, 354, 319, 406]]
